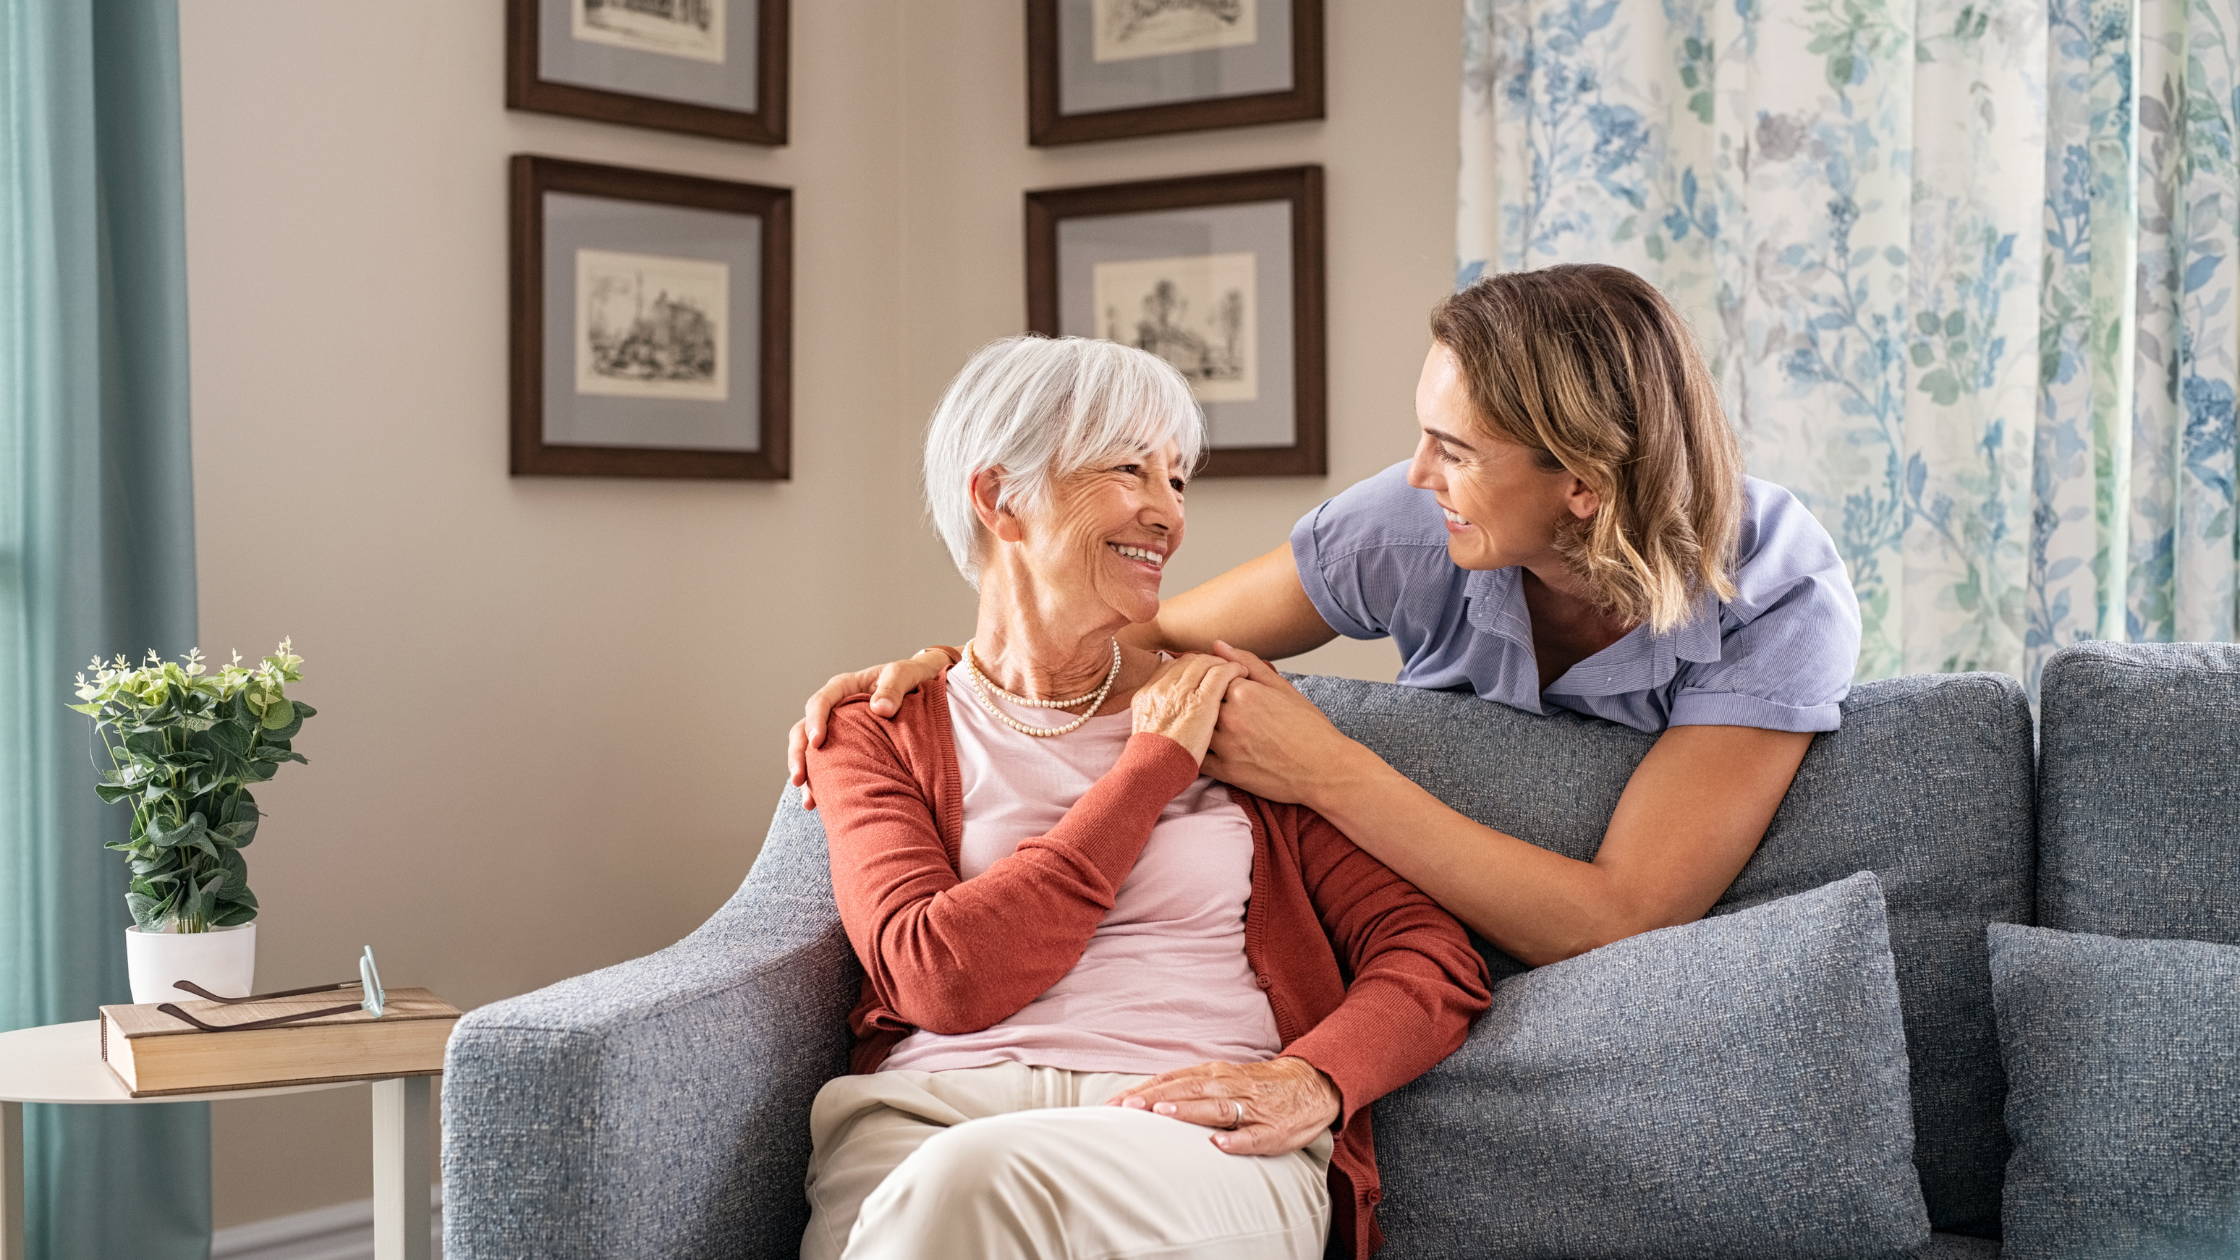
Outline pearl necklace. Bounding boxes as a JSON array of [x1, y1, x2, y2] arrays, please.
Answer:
[[961, 639, 1122, 738]]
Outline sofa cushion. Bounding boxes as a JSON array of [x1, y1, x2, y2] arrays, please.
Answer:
[[2037, 642, 2240, 944], [1297, 672, 2034, 1236], [1991, 923, 2240, 1259], [1368, 872, 1928, 1260]]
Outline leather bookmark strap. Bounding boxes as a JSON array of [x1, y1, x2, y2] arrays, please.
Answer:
[[171, 979, 354, 1005], [156, 1000, 365, 1033]]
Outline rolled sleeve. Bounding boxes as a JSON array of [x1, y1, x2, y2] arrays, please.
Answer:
[[1289, 500, 1384, 641], [1668, 689, 1844, 732], [1287, 462, 1452, 644], [1669, 551, 1859, 734]]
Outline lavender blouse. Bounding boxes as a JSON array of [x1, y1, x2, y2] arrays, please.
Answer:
[[1289, 463, 1862, 735]]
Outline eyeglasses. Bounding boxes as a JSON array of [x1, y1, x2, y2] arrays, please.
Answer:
[[158, 946, 388, 1032]]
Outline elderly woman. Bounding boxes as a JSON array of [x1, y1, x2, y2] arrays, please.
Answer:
[[796, 264, 1862, 969], [802, 336, 1490, 1260]]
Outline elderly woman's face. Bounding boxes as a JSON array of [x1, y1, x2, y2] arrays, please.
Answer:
[[1015, 441, 1188, 624]]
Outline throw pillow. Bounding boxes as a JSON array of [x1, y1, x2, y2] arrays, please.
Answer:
[[1991, 923, 2240, 1260], [1369, 871, 1929, 1260]]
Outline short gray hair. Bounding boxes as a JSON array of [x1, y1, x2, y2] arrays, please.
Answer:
[[923, 336, 1205, 586]]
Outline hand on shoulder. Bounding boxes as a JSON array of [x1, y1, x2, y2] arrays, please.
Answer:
[[788, 649, 954, 808]]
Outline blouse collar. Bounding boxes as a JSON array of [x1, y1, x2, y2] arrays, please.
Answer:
[[1464, 567, 1723, 702]]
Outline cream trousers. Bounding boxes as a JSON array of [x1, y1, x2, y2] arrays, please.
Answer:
[[800, 1062, 1334, 1260]]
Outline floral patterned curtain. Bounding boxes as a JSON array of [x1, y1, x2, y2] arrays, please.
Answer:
[[1460, 0, 2237, 690]]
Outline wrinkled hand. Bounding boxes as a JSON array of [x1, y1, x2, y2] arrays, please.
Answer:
[[1108, 1056, 1342, 1156], [1200, 641, 1359, 806], [786, 651, 950, 809], [1130, 654, 1248, 765]]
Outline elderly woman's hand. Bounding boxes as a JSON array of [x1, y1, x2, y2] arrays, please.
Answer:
[[1108, 1057, 1342, 1156], [1131, 653, 1248, 765], [1199, 641, 1363, 808]]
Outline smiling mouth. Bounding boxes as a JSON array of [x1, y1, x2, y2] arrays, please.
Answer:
[[1441, 506, 1471, 528], [1107, 542, 1166, 568]]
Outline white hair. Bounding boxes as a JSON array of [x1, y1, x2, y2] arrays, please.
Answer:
[[923, 336, 1205, 587]]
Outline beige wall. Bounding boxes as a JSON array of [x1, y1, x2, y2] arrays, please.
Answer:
[[894, 2, 1461, 624], [180, 0, 1456, 1230]]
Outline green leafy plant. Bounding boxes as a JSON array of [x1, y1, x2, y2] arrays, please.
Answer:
[[69, 641, 315, 933]]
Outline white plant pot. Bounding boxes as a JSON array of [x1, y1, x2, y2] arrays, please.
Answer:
[[125, 922, 257, 1004]]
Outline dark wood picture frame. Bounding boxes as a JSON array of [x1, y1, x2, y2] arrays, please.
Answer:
[[507, 0, 789, 145], [1027, 166, 1324, 478], [510, 155, 792, 480], [1026, 0, 1323, 146]]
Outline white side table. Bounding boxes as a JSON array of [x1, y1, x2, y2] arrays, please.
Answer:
[[0, 1020, 434, 1260]]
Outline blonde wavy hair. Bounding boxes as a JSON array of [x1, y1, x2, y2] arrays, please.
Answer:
[[1429, 264, 1744, 633]]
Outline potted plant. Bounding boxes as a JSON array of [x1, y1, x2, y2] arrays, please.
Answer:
[[70, 641, 314, 1003]]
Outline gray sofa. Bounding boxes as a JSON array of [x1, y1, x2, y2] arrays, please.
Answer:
[[441, 641, 2237, 1258]]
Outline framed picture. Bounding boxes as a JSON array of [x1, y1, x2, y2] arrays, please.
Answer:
[[507, 0, 788, 145], [1026, 0, 1323, 146], [1027, 166, 1324, 478], [510, 155, 791, 479]]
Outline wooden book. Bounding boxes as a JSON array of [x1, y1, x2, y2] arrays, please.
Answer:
[[99, 987, 459, 1097]]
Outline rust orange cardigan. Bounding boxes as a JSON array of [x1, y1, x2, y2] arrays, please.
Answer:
[[807, 675, 1492, 1259]]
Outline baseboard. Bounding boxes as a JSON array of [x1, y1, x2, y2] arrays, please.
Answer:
[[211, 1187, 441, 1260]]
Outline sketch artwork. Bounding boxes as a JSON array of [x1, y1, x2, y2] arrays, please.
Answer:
[[572, 0, 726, 64], [574, 249, 729, 402], [1094, 252, 1257, 403], [1091, 0, 1256, 62]]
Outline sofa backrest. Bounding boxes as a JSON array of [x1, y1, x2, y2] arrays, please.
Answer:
[[2037, 641, 2240, 944], [1294, 672, 2036, 1238], [750, 672, 2037, 1237]]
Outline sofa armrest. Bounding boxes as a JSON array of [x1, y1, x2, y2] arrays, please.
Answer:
[[442, 789, 859, 1260]]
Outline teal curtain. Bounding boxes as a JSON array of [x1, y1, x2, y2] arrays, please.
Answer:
[[1459, 0, 2237, 693], [0, 0, 209, 1257]]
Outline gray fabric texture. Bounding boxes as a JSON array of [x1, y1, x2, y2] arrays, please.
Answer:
[[1368, 872, 1929, 1260], [1991, 923, 2240, 1260], [441, 786, 857, 1260], [1916, 1234, 2003, 1258], [1296, 671, 2035, 1237], [2036, 641, 2240, 944]]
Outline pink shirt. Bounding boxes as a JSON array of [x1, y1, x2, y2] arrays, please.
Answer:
[[878, 664, 1282, 1075]]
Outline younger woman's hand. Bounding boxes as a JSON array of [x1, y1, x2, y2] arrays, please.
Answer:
[[1200, 640, 1361, 807], [1108, 1056, 1342, 1156], [1130, 654, 1248, 765], [787, 651, 950, 808]]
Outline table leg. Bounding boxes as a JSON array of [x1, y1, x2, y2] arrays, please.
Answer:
[[372, 1077, 432, 1260], [1, 1100, 21, 1260]]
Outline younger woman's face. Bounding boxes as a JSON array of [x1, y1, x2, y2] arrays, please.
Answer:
[[1404, 342, 1596, 573]]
